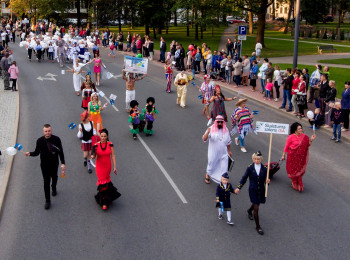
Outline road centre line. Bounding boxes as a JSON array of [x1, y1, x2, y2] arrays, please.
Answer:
[[129, 125, 188, 204], [65, 65, 119, 112], [66, 64, 187, 203]]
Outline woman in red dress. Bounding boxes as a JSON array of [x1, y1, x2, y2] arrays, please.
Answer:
[[281, 122, 316, 192], [91, 129, 120, 210]]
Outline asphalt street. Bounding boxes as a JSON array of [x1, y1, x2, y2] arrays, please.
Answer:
[[0, 44, 349, 260]]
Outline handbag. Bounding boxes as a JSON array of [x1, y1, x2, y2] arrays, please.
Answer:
[[250, 73, 258, 80], [258, 72, 262, 78]]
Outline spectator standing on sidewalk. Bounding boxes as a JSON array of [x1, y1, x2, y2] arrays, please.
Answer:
[[8, 60, 18, 91], [202, 43, 208, 74], [265, 62, 274, 98], [233, 58, 243, 87], [280, 68, 293, 112], [159, 37, 166, 63], [250, 60, 258, 92], [255, 42, 262, 57], [273, 65, 282, 102], [324, 80, 337, 127], [330, 102, 344, 143], [315, 73, 330, 117], [258, 58, 268, 94], [341, 81, 350, 131], [308, 64, 322, 104], [241, 55, 250, 86], [291, 70, 301, 114], [1, 53, 10, 90], [25, 124, 66, 210], [226, 38, 234, 58]]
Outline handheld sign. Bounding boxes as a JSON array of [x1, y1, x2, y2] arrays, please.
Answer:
[[68, 123, 77, 130], [252, 110, 259, 115], [256, 121, 289, 197], [98, 91, 105, 98], [198, 94, 204, 99], [220, 202, 224, 212]]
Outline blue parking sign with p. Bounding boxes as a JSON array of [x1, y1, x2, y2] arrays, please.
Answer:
[[238, 26, 247, 35]]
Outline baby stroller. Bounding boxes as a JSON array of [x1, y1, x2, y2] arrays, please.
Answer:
[[264, 159, 284, 179]]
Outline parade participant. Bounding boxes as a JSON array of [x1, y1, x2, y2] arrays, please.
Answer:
[[8, 61, 18, 91], [122, 69, 147, 112], [129, 100, 144, 140], [231, 98, 256, 153], [174, 71, 189, 108], [56, 36, 65, 67], [164, 63, 173, 93], [216, 172, 235, 225], [202, 115, 232, 184], [209, 85, 237, 122], [234, 151, 270, 235], [67, 59, 85, 96], [25, 124, 66, 210], [281, 122, 316, 192], [81, 75, 97, 110], [88, 93, 108, 134], [91, 129, 119, 210], [142, 97, 158, 136], [87, 53, 104, 86], [35, 41, 43, 62], [199, 75, 215, 119], [77, 111, 96, 173], [25, 38, 33, 61]]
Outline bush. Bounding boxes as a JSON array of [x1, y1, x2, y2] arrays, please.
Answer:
[[323, 30, 328, 39], [308, 30, 313, 38], [301, 30, 305, 37], [340, 30, 345, 40], [316, 29, 319, 38], [332, 30, 336, 40]]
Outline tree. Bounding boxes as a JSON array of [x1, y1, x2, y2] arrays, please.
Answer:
[[301, 0, 331, 25], [235, 0, 274, 47], [283, 0, 294, 34]]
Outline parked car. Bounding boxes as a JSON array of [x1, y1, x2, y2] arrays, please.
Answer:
[[170, 18, 182, 24], [275, 17, 285, 22], [323, 15, 334, 23], [227, 17, 246, 24]]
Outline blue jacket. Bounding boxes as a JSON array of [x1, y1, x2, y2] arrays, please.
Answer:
[[211, 54, 218, 68], [250, 64, 258, 77], [341, 89, 350, 109]]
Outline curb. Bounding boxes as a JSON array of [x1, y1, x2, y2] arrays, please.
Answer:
[[0, 83, 20, 221]]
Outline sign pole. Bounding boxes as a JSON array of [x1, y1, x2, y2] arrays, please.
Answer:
[[265, 133, 273, 197]]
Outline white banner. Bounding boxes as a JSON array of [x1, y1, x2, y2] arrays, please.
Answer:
[[123, 56, 148, 74], [256, 121, 289, 135]]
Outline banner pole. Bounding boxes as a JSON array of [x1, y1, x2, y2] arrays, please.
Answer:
[[265, 133, 273, 197]]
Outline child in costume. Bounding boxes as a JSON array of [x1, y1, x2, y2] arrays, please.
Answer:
[[129, 100, 144, 140], [164, 64, 173, 93], [216, 172, 235, 226], [142, 97, 158, 136]]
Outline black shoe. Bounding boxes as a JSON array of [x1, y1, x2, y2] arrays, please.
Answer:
[[4, 88, 11, 90], [256, 227, 264, 235], [88, 168, 92, 174], [84, 160, 87, 167], [286, 109, 292, 112], [45, 201, 51, 210], [279, 106, 285, 109], [247, 210, 253, 220], [52, 190, 57, 196]]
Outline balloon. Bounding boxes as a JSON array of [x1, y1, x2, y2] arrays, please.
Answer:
[[5, 147, 17, 156], [188, 44, 194, 51], [306, 111, 314, 119]]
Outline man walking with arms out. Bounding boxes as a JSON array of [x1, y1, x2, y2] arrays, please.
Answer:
[[25, 124, 66, 210]]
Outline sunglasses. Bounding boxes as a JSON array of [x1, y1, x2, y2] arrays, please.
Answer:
[[217, 121, 223, 124]]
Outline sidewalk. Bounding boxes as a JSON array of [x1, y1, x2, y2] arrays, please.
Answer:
[[0, 80, 20, 218]]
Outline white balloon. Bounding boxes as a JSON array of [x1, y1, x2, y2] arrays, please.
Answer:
[[306, 111, 314, 120], [5, 147, 17, 156]]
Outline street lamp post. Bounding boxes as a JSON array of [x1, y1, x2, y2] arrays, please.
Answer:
[[293, 0, 301, 68]]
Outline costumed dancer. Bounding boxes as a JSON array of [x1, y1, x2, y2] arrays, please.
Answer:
[[216, 172, 235, 226], [164, 64, 173, 93], [202, 115, 232, 184], [234, 151, 270, 235], [88, 93, 108, 135], [77, 111, 97, 174], [209, 85, 237, 122], [122, 69, 147, 112], [174, 71, 189, 108], [281, 122, 316, 192], [67, 59, 85, 96], [199, 75, 215, 119], [81, 74, 97, 110], [128, 100, 144, 140], [231, 98, 256, 153], [142, 97, 158, 136], [91, 129, 120, 210], [84, 45, 91, 63], [87, 53, 105, 86]]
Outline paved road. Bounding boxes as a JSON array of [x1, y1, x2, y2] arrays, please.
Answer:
[[0, 44, 349, 260]]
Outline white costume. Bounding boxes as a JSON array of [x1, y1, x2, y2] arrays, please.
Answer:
[[204, 127, 231, 183], [72, 63, 82, 92], [255, 42, 262, 57]]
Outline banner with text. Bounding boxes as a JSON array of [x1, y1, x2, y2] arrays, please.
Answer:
[[256, 121, 289, 135], [123, 56, 148, 74]]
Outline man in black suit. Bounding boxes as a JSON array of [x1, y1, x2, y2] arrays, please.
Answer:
[[159, 37, 166, 63]]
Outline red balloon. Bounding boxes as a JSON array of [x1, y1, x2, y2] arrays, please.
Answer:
[[188, 44, 194, 51]]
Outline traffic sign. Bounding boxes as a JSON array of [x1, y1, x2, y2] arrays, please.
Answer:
[[238, 26, 247, 35], [238, 35, 247, 41]]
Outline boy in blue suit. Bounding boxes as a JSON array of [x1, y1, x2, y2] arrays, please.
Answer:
[[216, 172, 235, 226]]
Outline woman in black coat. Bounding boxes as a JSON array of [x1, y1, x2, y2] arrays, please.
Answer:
[[235, 151, 270, 235]]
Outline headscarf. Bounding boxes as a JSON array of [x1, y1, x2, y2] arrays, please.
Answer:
[[211, 115, 228, 135]]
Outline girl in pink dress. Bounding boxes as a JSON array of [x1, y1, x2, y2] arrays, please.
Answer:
[[87, 53, 105, 86]]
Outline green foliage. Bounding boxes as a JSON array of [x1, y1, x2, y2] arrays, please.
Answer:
[[301, 0, 331, 25], [308, 29, 313, 38], [332, 30, 336, 40], [316, 29, 320, 38], [340, 30, 345, 40]]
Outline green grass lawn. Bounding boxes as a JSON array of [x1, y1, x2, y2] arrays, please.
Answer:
[[242, 30, 350, 58], [106, 26, 226, 51], [275, 63, 347, 98], [317, 58, 350, 65]]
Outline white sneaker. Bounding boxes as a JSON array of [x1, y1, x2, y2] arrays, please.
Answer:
[[227, 221, 234, 226], [274, 98, 278, 102], [235, 138, 239, 146], [241, 147, 247, 153]]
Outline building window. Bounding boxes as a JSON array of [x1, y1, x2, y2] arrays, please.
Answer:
[[285, 7, 288, 14], [280, 7, 283, 14]]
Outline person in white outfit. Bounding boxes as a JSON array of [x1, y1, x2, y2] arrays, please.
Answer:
[[122, 69, 147, 112], [67, 59, 85, 96]]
